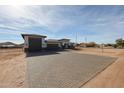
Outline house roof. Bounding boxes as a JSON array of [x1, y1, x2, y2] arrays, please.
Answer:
[[59, 38, 70, 41], [0, 42, 17, 47], [59, 38, 70, 40], [0, 42, 16, 46], [46, 39, 62, 43], [21, 34, 47, 39]]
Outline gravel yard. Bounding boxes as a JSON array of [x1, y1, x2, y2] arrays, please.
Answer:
[[26, 51, 116, 88]]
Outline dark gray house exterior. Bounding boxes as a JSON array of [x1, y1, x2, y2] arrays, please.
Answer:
[[22, 34, 47, 52]]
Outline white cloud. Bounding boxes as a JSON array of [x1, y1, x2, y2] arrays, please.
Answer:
[[0, 6, 74, 34], [0, 6, 124, 43]]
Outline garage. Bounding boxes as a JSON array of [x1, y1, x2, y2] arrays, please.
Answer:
[[46, 39, 62, 50]]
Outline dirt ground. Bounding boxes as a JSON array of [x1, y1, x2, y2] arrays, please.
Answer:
[[0, 48, 124, 88], [0, 48, 26, 88], [75, 48, 124, 88]]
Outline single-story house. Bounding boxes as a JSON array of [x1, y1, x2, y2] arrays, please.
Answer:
[[59, 39, 70, 49], [22, 34, 75, 52], [0, 42, 17, 48], [21, 34, 47, 52]]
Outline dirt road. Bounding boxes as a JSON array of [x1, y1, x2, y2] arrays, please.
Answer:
[[76, 48, 124, 87]]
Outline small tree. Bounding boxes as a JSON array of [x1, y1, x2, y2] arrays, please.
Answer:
[[115, 38, 124, 48]]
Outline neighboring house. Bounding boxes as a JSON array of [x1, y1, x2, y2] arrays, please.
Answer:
[[59, 39, 70, 49], [0, 42, 17, 48], [46, 39, 75, 50], [21, 34, 47, 52], [46, 39, 62, 50]]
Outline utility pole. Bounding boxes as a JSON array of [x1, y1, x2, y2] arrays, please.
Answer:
[[85, 37, 87, 44], [101, 43, 104, 56], [76, 32, 78, 45], [84, 36, 87, 48]]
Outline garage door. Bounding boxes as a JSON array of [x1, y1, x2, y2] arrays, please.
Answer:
[[47, 44, 60, 50]]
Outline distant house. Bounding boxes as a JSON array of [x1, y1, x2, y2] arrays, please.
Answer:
[[46, 39, 76, 50], [46, 39, 62, 50], [21, 34, 47, 52], [0, 42, 17, 48], [59, 39, 70, 49]]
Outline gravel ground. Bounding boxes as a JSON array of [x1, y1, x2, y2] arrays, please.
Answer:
[[26, 51, 116, 88], [77, 48, 124, 88]]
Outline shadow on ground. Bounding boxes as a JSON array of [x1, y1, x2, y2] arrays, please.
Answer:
[[26, 49, 70, 57]]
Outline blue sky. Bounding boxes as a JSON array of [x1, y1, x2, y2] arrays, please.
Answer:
[[0, 5, 124, 44]]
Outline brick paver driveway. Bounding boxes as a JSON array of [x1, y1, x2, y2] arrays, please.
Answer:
[[26, 51, 116, 88]]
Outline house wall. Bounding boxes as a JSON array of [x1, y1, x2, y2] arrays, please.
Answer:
[[23, 36, 47, 52], [24, 36, 29, 48], [42, 38, 47, 48], [28, 37, 42, 52]]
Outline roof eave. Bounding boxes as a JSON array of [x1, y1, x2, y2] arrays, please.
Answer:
[[21, 34, 47, 39]]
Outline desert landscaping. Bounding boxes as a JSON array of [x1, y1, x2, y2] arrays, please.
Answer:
[[1, 5, 124, 88], [0, 48, 26, 87], [0, 48, 124, 87]]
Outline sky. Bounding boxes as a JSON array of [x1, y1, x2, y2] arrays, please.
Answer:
[[0, 5, 124, 44]]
